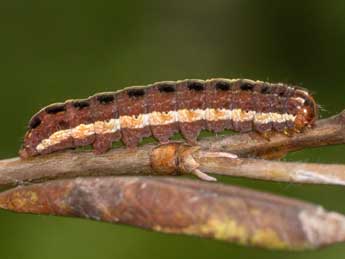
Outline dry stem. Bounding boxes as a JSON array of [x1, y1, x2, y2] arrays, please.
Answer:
[[1, 176, 345, 250], [0, 110, 345, 187], [1, 110, 345, 250]]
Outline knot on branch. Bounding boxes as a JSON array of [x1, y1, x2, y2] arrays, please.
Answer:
[[150, 143, 238, 181], [150, 143, 201, 176]]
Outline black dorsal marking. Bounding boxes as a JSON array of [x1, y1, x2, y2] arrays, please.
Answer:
[[278, 90, 286, 97], [73, 100, 90, 109], [260, 85, 271, 94], [274, 85, 288, 97], [240, 82, 254, 91], [97, 94, 114, 104], [215, 81, 230, 91], [29, 116, 41, 129], [304, 98, 314, 108], [188, 82, 204, 91], [127, 89, 145, 98], [45, 104, 66, 114], [158, 84, 176, 93]]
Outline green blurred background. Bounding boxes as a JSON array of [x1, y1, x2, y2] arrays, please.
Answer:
[[1, 1, 345, 258]]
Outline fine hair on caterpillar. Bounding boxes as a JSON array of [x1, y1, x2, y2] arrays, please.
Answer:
[[19, 78, 318, 159]]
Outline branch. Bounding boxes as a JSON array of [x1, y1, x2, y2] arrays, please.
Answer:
[[201, 109, 345, 159], [1, 176, 344, 250], [1, 111, 345, 250], [1, 110, 345, 187]]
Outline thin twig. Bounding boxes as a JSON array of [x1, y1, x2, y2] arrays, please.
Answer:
[[199, 154, 345, 185], [0, 110, 345, 187], [1, 111, 345, 250], [203, 109, 345, 159]]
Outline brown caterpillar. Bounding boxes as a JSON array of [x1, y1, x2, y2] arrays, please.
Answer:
[[19, 78, 318, 159]]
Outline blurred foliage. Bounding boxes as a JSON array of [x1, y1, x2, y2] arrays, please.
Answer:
[[1, 1, 345, 258]]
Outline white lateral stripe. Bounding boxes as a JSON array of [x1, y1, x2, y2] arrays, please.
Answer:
[[149, 111, 177, 125], [205, 108, 230, 121], [178, 109, 205, 123], [35, 108, 296, 152]]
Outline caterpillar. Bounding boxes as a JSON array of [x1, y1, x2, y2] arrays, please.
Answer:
[[19, 78, 318, 159]]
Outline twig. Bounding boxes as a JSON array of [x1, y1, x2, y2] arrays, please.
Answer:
[[203, 109, 345, 159], [197, 152, 345, 185], [0, 110, 345, 187], [0, 176, 344, 250], [0, 147, 153, 187], [1, 111, 345, 250]]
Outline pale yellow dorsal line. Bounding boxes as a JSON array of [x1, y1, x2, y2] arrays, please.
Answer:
[[36, 108, 296, 152]]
